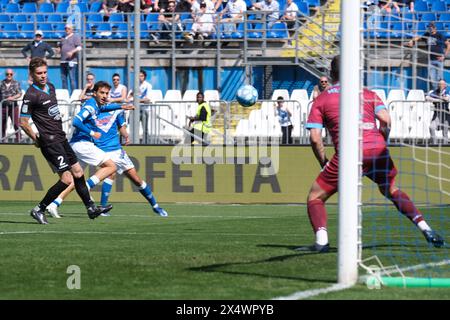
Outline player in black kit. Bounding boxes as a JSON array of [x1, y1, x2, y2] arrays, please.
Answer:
[[19, 57, 111, 224]]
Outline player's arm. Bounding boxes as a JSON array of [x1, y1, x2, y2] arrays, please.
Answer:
[[309, 128, 328, 169], [376, 108, 391, 141], [19, 96, 40, 147], [119, 125, 130, 145], [73, 106, 101, 139], [100, 103, 135, 112]]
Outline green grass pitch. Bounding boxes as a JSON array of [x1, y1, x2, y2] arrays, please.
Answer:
[[0, 202, 448, 300]]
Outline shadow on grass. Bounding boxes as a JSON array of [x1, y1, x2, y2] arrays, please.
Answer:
[[188, 245, 336, 284], [0, 220, 40, 225]]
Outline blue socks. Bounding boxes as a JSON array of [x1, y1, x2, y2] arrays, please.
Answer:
[[139, 182, 157, 207], [101, 178, 114, 206]]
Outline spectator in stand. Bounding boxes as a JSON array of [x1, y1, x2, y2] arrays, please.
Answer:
[[184, 1, 215, 43], [79, 72, 96, 103], [21, 30, 55, 62], [426, 79, 450, 145], [127, 70, 153, 103], [150, 1, 182, 44], [312, 76, 329, 100], [393, 0, 414, 13], [58, 24, 82, 94], [280, 0, 299, 35], [408, 22, 449, 89], [219, 0, 247, 34], [273, 96, 293, 145], [66, 0, 82, 31], [118, 0, 135, 13], [0, 69, 22, 142], [365, 1, 395, 31], [251, 0, 280, 28], [109, 73, 128, 103], [100, 0, 119, 21], [141, 0, 154, 13], [192, 0, 215, 13], [153, 0, 169, 12]]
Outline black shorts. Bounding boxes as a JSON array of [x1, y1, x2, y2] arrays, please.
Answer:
[[41, 140, 78, 173]]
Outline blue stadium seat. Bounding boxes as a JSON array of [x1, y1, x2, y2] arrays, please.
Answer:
[[413, 0, 429, 12], [89, 1, 102, 12], [56, 2, 70, 13], [78, 3, 89, 13], [39, 3, 55, 13], [0, 24, 19, 39], [47, 14, 63, 24], [146, 13, 159, 30], [87, 13, 103, 29], [430, 1, 446, 12], [420, 12, 437, 22], [0, 14, 10, 23], [267, 22, 288, 39], [17, 23, 35, 39], [22, 2, 38, 13], [12, 15, 28, 23], [30, 14, 46, 23], [295, 1, 309, 16], [140, 22, 149, 39], [112, 22, 129, 39], [109, 13, 125, 27], [38, 23, 55, 38], [92, 22, 112, 39], [439, 12, 450, 22], [5, 3, 20, 13], [247, 22, 264, 39], [53, 23, 66, 38]]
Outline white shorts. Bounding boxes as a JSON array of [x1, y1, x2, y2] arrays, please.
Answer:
[[106, 149, 134, 175], [70, 141, 110, 167]]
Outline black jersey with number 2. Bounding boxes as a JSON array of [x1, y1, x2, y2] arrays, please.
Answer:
[[20, 83, 67, 146]]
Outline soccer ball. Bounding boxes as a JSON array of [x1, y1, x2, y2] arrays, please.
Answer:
[[236, 84, 258, 107]]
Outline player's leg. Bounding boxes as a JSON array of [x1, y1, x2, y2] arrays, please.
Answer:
[[124, 167, 168, 217], [304, 154, 338, 252], [365, 148, 445, 247], [46, 182, 75, 218], [100, 172, 116, 208], [86, 159, 117, 190]]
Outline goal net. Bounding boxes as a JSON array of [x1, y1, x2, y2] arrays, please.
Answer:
[[359, 1, 449, 287]]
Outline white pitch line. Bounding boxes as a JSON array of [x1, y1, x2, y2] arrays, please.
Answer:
[[272, 283, 353, 300], [0, 230, 298, 237]]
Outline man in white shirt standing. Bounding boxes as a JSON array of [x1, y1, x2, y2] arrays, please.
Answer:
[[128, 69, 153, 103]]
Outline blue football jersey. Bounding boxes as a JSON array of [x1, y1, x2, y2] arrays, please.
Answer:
[[94, 110, 126, 152], [70, 98, 123, 144]]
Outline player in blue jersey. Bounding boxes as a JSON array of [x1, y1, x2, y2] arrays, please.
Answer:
[[93, 108, 168, 217], [47, 82, 167, 218], [45, 81, 134, 217]]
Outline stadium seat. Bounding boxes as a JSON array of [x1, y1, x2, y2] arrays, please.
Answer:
[[5, 3, 20, 13], [204, 90, 220, 109], [233, 119, 250, 139], [56, 2, 70, 13], [112, 23, 129, 39], [407, 89, 425, 101], [267, 22, 289, 39], [39, 3, 55, 14], [0, 14, 10, 23], [0, 24, 19, 39], [17, 23, 35, 39], [12, 15, 28, 24], [271, 89, 289, 101], [53, 23, 66, 38], [247, 22, 264, 39], [92, 23, 112, 39], [430, 1, 446, 12], [89, 1, 102, 12], [413, 0, 428, 12], [290, 89, 309, 102], [420, 12, 437, 23], [22, 2, 38, 14], [70, 89, 82, 102], [56, 89, 70, 103]]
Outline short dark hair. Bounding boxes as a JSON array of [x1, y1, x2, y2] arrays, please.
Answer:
[[29, 57, 47, 73], [112, 73, 120, 79], [140, 69, 147, 78], [277, 96, 284, 101], [330, 55, 340, 82], [93, 81, 111, 92], [86, 72, 95, 78]]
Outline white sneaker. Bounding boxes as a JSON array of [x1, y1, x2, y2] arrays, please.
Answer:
[[46, 205, 62, 218]]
